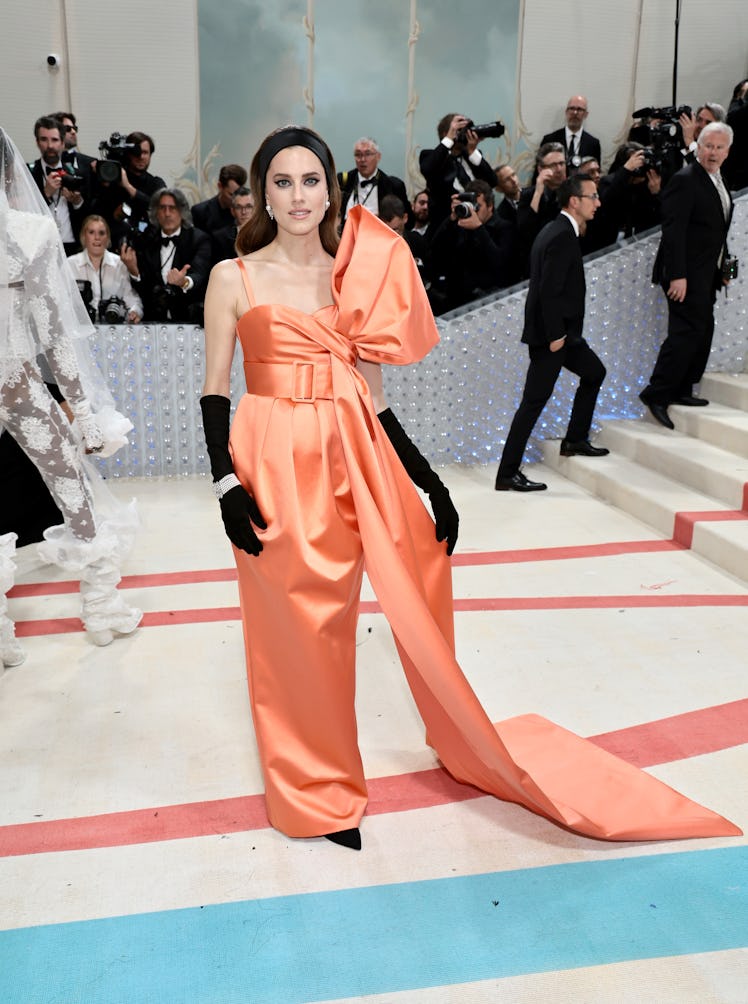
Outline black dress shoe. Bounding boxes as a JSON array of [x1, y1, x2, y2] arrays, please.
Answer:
[[324, 828, 362, 850], [640, 396, 674, 430], [675, 395, 709, 406], [495, 470, 547, 492], [560, 439, 610, 457]]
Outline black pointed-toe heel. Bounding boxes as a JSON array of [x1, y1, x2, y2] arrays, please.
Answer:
[[323, 827, 362, 850]]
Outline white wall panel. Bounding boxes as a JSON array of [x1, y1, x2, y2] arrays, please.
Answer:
[[1, 0, 200, 187]]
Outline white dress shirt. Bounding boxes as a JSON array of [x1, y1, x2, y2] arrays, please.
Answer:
[[67, 249, 143, 318]]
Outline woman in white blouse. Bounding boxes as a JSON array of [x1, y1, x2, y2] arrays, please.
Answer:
[[68, 215, 143, 323]]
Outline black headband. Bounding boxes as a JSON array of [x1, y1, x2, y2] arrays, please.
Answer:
[[257, 127, 333, 193]]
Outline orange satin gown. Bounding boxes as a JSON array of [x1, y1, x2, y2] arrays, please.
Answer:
[[228, 206, 740, 842]]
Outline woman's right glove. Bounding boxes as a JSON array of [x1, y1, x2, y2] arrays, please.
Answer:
[[200, 395, 267, 556]]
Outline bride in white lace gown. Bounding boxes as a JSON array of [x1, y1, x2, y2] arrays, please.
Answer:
[[0, 126, 141, 668]]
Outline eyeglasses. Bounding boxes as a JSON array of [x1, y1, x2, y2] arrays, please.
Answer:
[[62, 124, 78, 132], [354, 151, 377, 159], [578, 193, 601, 200], [566, 106, 587, 114]]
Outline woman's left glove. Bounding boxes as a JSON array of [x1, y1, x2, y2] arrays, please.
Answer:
[[378, 407, 459, 556]]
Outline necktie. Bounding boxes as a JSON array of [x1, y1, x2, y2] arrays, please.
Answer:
[[713, 173, 730, 220], [161, 235, 177, 247], [360, 177, 375, 187], [568, 135, 576, 160]]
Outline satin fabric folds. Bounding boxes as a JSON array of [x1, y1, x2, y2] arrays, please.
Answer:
[[229, 205, 739, 842]]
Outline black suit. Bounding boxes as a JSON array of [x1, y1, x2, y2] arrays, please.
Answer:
[[133, 226, 212, 324], [211, 224, 239, 266], [642, 162, 734, 404], [724, 100, 748, 191], [516, 185, 561, 278], [540, 128, 601, 166], [496, 214, 606, 479], [192, 195, 233, 235], [337, 168, 408, 221], [418, 143, 498, 229]]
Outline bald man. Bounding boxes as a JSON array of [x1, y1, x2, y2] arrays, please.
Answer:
[[541, 95, 601, 169]]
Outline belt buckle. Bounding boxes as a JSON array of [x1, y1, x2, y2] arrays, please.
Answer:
[[291, 361, 315, 402]]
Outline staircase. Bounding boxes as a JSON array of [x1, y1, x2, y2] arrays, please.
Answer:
[[541, 373, 748, 584]]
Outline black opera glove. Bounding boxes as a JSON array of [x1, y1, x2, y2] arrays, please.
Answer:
[[200, 394, 267, 556], [377, 407, 459, 556]]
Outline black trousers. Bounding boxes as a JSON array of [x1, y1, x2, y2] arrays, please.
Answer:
[[497, 338, 606, 478], [641, 280, 718, 404]]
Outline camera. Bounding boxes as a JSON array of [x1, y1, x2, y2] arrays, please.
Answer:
[[454, 192, 477, 219], [75, 279, 97, 322], [48, 167, 85, 192], [46, 53, 61, 68], [630, 105, 692, 151], [99, 296, 128, 324], [149, 283, 179, 321], [97, 132, 140, 184], [722, 256, 739, 282], [455, 119, 506, 145]]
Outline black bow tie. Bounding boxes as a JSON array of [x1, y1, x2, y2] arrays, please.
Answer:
[[161, 234, 179, 247], [45, 164, 61, 175], [360, 177, 376, 187]]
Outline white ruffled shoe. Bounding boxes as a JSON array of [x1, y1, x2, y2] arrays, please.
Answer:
[[38, 522, 142, 648], [0, 532, 25, 669]]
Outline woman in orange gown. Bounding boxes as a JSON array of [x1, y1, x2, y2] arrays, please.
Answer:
[[201, 126, 739, 850]]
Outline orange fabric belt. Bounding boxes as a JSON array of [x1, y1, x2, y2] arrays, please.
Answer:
[[244, 360, 334, 402]]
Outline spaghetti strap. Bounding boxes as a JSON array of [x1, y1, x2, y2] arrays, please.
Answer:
[[235, 258, 255, 312]]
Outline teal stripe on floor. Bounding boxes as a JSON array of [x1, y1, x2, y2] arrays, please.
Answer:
[[1, 846, 746, 1003]]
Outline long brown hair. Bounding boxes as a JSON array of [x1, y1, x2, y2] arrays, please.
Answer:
[[236, 126, 341, 257]]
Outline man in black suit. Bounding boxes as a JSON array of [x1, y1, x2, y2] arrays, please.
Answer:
[[337, 137, 408, 225], [192, 163, 248, 235], [495, 173, 608, 492], [640, 122, 735, 429], [724, 80, 748, 191], [210, 186, 253, 266], [121, 187, 211, 325], [541, 95, 601, 169], [29, 116, 90, 254], [419, 114, 498, 230]]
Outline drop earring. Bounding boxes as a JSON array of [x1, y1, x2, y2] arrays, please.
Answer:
[[265, 203, 274, 220], [324, 198, 330, 210]]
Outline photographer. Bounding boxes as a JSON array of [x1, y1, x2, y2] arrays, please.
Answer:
[[192, 163, 248, 235], [582, 142, 661, 254], [419, 114, 499, 229], [91, 131, 166, 243], [640, 123, 735, 429], [29, 116, 90, 254], [516, 142, 566, 277], [679, 103, 727, 164], [67, 215, 142, 324], [121, 187, 210, 325], [429, 179, 512, 313]]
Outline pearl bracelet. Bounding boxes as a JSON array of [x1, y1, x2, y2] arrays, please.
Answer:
[[213, 473, 241, 499]]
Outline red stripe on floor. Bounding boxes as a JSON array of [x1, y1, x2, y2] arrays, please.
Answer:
[[0, 699, 745, 859], [589, 698, 748, 768], [450, 539, 683, 565], [14, 593, 748, 638], [9, 567, 239, 598]]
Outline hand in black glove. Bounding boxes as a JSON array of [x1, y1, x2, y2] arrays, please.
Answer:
[[200, 393, 267, 557], [378, 407, 459, 556], [219, 484, 267, 556], [427, 482, 460, 556]]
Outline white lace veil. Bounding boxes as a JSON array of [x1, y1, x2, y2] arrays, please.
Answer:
[[0, 125, 131, 452]]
